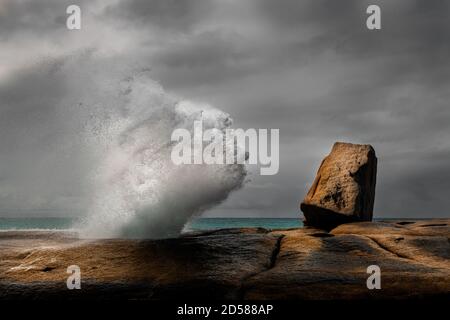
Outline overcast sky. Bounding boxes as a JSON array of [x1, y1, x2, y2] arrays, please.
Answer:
[[1, 0, 449, 219]]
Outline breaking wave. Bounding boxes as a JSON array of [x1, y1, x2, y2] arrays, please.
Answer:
[[74, 64, 246, 238]]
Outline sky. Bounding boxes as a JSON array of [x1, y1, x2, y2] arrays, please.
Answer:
[[0, 0, 449, 219]]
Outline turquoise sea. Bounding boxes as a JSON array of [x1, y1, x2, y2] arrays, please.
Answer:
[[0, 217, 422, 232], [0, 217, 76, 230], [185, 218, 303, 231], [0, 217, 302, 231]]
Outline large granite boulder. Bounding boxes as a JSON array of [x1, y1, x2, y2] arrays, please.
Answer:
[[300, 142, 377, 230]]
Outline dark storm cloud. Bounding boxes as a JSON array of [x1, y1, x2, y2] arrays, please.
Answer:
[[103, 0, 213, 32], [377, 149, 450, 217], [254, 0, 449, 62], [142, 0, 450, 92], [257, 0, 363, 29], [0, 53, 101, 216], [150, 30, 262, 88], [202, 0, 450, 218], [0, 59, 67, 154], [1, 0, 449, 218]]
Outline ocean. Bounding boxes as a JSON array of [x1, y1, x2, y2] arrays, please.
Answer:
[[185, 218, 303, 231], [0, 217, 303, 232]]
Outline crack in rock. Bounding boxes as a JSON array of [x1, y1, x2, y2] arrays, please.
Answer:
[[235, 235, 284, 299], [365, 235, 411, 260]]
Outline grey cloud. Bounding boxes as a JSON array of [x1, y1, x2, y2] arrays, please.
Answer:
[[147, 0, 450, 92], [0, 53, 107, 216], [0, 59, 68, 153], [1, 0, 449, 219], [256, 0, 450, 63], [150, 30, 261, 89], [103, 0, 213, 32], [376, 149, 450, 218], [116, 0, 450, 219], [257, 0, 362, 29]]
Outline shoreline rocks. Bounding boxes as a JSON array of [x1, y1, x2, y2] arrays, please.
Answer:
[[0, 219, 448, 300], [301, 142, 377, 230]]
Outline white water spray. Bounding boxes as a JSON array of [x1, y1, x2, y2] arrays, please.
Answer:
[[73, 63, 246, 238]]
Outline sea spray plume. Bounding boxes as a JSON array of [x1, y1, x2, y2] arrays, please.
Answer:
[[79, 73, 246, 238], [0, 52, 246, 238]]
